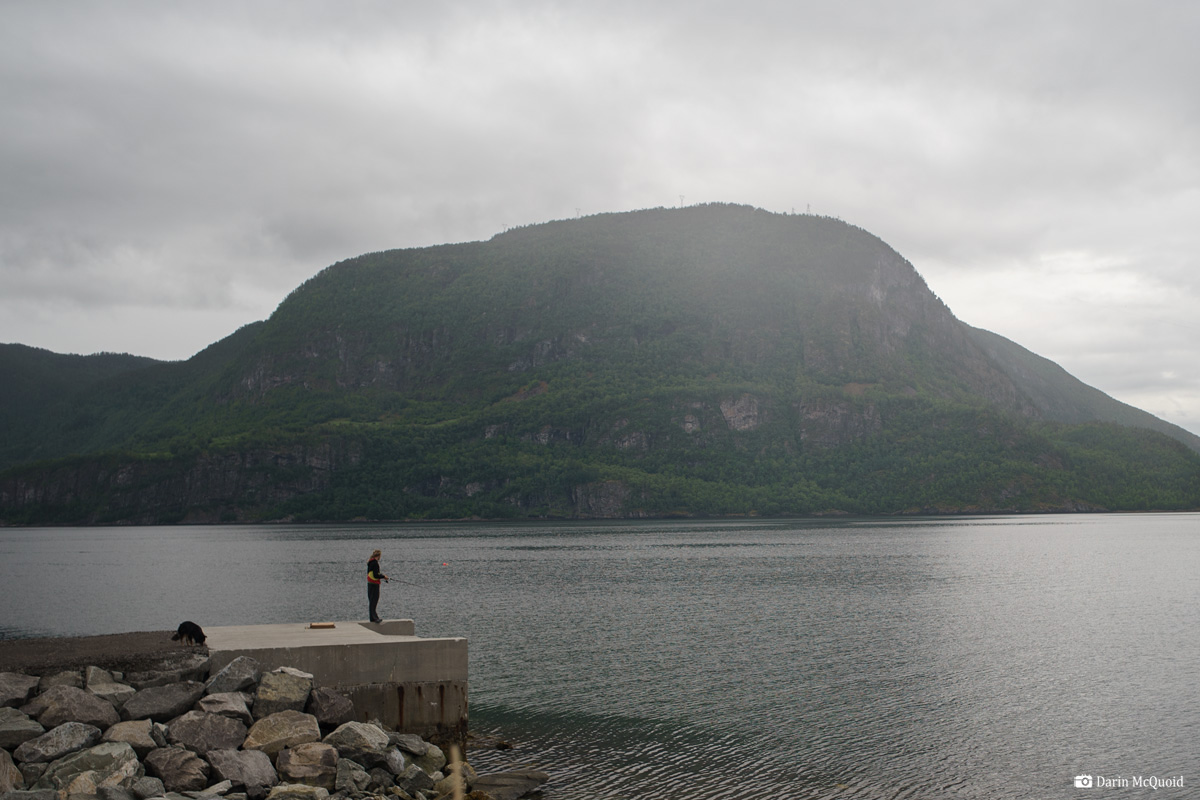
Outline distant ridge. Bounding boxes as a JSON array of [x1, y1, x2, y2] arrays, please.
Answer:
[[2, 204, 1197, 523], [965, 326, 1200, 452]]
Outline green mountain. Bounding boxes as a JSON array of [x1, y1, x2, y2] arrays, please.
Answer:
[[2, 204, 1197, 524]]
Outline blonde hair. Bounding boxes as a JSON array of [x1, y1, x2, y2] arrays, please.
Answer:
[[371, 549, 382, 559]]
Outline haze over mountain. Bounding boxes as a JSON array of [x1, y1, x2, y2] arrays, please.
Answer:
[[2, 205, 1197, 524]]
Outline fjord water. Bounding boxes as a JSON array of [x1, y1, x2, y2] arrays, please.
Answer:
[[1, 515, 1196, 798]]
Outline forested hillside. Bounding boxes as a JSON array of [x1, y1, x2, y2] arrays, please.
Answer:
[[2, 204, 1197, 524]]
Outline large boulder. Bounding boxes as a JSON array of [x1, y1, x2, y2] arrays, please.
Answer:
[[366, 766, 393, 792], [120, 681, 205, 722], [19, 760, 49, 787], [275, 743, 337, 790], [389, 733, 430, 757], [207, 748, 278, 800], [410, 742, 445, 775], [471, 769, 551, 800], [394, 764, 435, 796], [88, 681, 137, 709], [13, 722, 102, 764], [252, 671, 312, 720], [166, 710, 248, 756], [320, 721, 389, 762], [205, 657, 261, 696], [197, 692, 254, 726], [21, 686, 119, 730], [143, 746, 210, 793], [0, 673, 41, 709], [101, 719, 165, 759], [0, 749, 22, 793], [304, 689, 353, 732], [333, 759, 370, 795], [84, 667, 137, 708], [242, 711, 321, 758], [33, 741, 142, 797], [0, 707, 45, 750], [381, 747, 408, 776], [129, 774, 165, 799], [37, 672, 81, 692]]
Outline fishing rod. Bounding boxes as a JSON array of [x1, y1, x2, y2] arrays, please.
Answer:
[[382, 576, 425, 588]]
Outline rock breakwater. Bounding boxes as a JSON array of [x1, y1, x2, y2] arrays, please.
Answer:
[[1, 655, 546, 800]]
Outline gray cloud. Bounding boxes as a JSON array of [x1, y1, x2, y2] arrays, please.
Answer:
[[1, 1, 1197, 433]]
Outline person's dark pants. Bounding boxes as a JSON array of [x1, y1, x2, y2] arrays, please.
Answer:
[[368, 582, 381, 622]]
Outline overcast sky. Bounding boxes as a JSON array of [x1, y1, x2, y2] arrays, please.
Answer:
[[3, 1, 1198, 435]]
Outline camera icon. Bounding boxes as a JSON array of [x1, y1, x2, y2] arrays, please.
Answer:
[[1075, 775, 1094, 788]]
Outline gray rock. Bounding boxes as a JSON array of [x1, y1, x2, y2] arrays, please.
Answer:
[[197, 693, 253, 726], [129, 775, 165, 800], [332, 760, 369, 795], [84, 668, 115, 688], [97, 785, 139, 800], [205, 658, 261, 696], [100, 720, 161, 760], [302, 690, 352, 733], [89, 682, 137, 710], [194, 778, 234, 796], [166, 710, 248, 756], [275, 744, 337, 790], [394, 764, 433, 796], [33, 741, 142, 797], [18, 762, 46, 786], [242, 711, 320, 758], [0, 707, 45, 750], [13, 722, 102, 764], [121, 682, 206, 723], [206, 749, 278, 800], [22, 686, 119, 730], [470, 770, 550, 800], [0, 749, 22, 794], [319, 722, 388, 762], [37, 671, 81, 692], [264, 785, 327, 800], [381, 747, 407, 776], [410, 743, 445, 776], [365, 767, 393, 792], [1, 790, 57, 800], [143, 747, 210, 793], [387, 733, 429, 757], [0, 673, 41, 709], [252, 673, 311, 721]]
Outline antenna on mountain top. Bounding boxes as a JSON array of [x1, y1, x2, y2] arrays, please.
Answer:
[[807, 203, 811, 214], [575, 208, 581, 218], [679, 195, 685, 208]]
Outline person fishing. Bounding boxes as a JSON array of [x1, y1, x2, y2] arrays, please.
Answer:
[[367, 549, 390, 624]]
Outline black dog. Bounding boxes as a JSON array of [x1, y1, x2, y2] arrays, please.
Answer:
[[171, 621, 206, 646]]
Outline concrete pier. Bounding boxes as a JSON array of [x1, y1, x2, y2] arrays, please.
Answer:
[[205, 619, 468, 749]]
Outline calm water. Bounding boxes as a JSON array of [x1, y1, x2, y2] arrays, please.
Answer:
[[1, 514, 1196, 798]]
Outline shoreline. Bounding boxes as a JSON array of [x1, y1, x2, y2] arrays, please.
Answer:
[[0, 631, 548, 800]]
